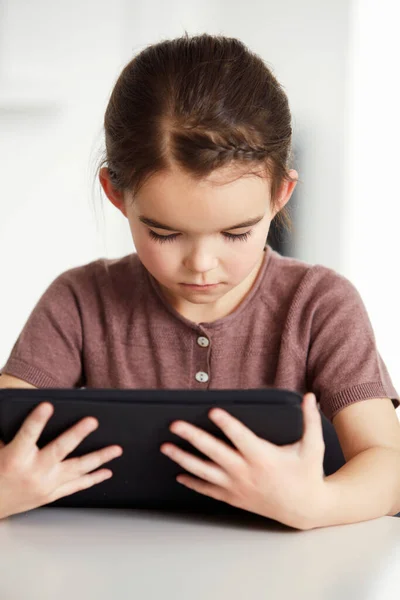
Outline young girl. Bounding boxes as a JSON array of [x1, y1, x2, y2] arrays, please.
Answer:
[[1, 33, 399, 529]]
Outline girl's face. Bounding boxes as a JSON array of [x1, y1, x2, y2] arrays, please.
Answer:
[[100, 164, 297, 318]]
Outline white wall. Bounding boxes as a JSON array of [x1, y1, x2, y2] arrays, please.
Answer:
[[0, 0, 131, 350], [343, 0, 400, 394]]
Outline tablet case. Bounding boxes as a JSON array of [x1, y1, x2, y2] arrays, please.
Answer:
[[0, 388, 345, 512]]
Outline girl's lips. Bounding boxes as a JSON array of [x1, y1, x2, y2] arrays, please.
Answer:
[[181, 283, 220, 288]]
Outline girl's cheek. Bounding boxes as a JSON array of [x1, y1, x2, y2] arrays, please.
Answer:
[[131, 231, 158, 258], [136, 239, 179, 273]]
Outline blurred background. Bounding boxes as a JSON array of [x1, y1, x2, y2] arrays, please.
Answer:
[[0, 0, 399, 411]]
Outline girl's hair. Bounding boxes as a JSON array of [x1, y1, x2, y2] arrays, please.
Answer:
[[96, 32, 296, 231]]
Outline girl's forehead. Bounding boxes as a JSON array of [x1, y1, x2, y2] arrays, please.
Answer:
[[132, 166, 270, 207], [129, 169, 271, 231]]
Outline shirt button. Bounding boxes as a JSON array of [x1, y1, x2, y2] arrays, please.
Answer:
[[195, 371, 209, 383], [197, 336, 210, 348]]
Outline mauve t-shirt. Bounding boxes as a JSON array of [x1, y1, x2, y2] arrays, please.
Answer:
[[1, 246, 398, 422]]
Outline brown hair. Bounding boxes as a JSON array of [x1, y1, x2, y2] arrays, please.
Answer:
[[96, 32, 297, 231]]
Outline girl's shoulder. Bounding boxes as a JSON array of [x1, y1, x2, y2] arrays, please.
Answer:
[[48, 252, 145, 300], [264, 248, 362, 311], [267, 247, 348, 283], [55, 252, 142, 284]]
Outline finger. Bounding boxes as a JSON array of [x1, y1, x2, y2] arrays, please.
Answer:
[[300, 394, 325, 458], [11, 403, 54, 454], [49, 469, 113, 503], [40, 417, 99, 466], [160, 443, 230, 487], [176, 474, 229, 505], [168, 420, 244, 473], [207, 408, 274, 460], [64, 445, 123, 477]]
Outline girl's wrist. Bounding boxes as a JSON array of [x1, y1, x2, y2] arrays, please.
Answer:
[[293, 480, 333, 531]]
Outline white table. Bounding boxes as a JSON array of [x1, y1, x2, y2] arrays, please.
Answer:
[[0, 508, 399, 599]]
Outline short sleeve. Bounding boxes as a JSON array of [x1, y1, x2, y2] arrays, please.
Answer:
[[1, 272, 84, 388], [305, 267, 399, 422]]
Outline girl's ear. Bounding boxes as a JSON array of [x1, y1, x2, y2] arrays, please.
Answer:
[[272, 169, 298, 217], [99, 167, 128, 218]]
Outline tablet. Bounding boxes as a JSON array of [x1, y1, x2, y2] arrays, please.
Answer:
[[0, 388, 345, 512]]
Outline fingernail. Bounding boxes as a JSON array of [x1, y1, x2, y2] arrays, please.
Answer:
[[170, 423, 184, 434], [210, 408, 224, 421]]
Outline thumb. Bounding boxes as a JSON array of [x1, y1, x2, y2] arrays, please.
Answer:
[[301, 393, 325, 457]]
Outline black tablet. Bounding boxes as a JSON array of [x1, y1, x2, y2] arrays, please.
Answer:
[[0, 388, 345, 512]]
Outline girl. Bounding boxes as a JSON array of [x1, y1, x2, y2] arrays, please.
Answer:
[[1, 33, 399, 529]]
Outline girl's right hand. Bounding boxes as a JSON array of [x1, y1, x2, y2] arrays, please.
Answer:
[[0, 402, 123, 519]]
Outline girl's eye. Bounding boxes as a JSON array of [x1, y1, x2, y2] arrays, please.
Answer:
[[222, 231, 252, 242], [148, 229, 253, 244], [148, 230, 181, 244]]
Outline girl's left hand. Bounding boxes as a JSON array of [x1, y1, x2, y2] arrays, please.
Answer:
[[160, 393, 328, 530]]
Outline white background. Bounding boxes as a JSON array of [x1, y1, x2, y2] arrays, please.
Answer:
[[0, 0, 398, 413]]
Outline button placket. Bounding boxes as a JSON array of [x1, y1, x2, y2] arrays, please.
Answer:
[[194, 332, 211, 385]]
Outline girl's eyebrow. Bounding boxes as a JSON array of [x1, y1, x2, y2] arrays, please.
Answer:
[[138, 215, 264, 232]]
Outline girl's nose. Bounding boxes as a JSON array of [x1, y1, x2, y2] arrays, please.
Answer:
[[183, 247, 219, 274]]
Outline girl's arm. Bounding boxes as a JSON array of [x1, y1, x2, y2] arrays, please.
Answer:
[[0, 373, 37, 389], [315, 397, 400, 527]]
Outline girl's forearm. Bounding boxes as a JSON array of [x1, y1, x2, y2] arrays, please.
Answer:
[[307, 446, 400, 529]]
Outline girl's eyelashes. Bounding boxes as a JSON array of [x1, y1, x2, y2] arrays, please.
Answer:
[[223, 231, 252, 242], [148, 229, 253, 244], [148, 230, 180, 244]]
